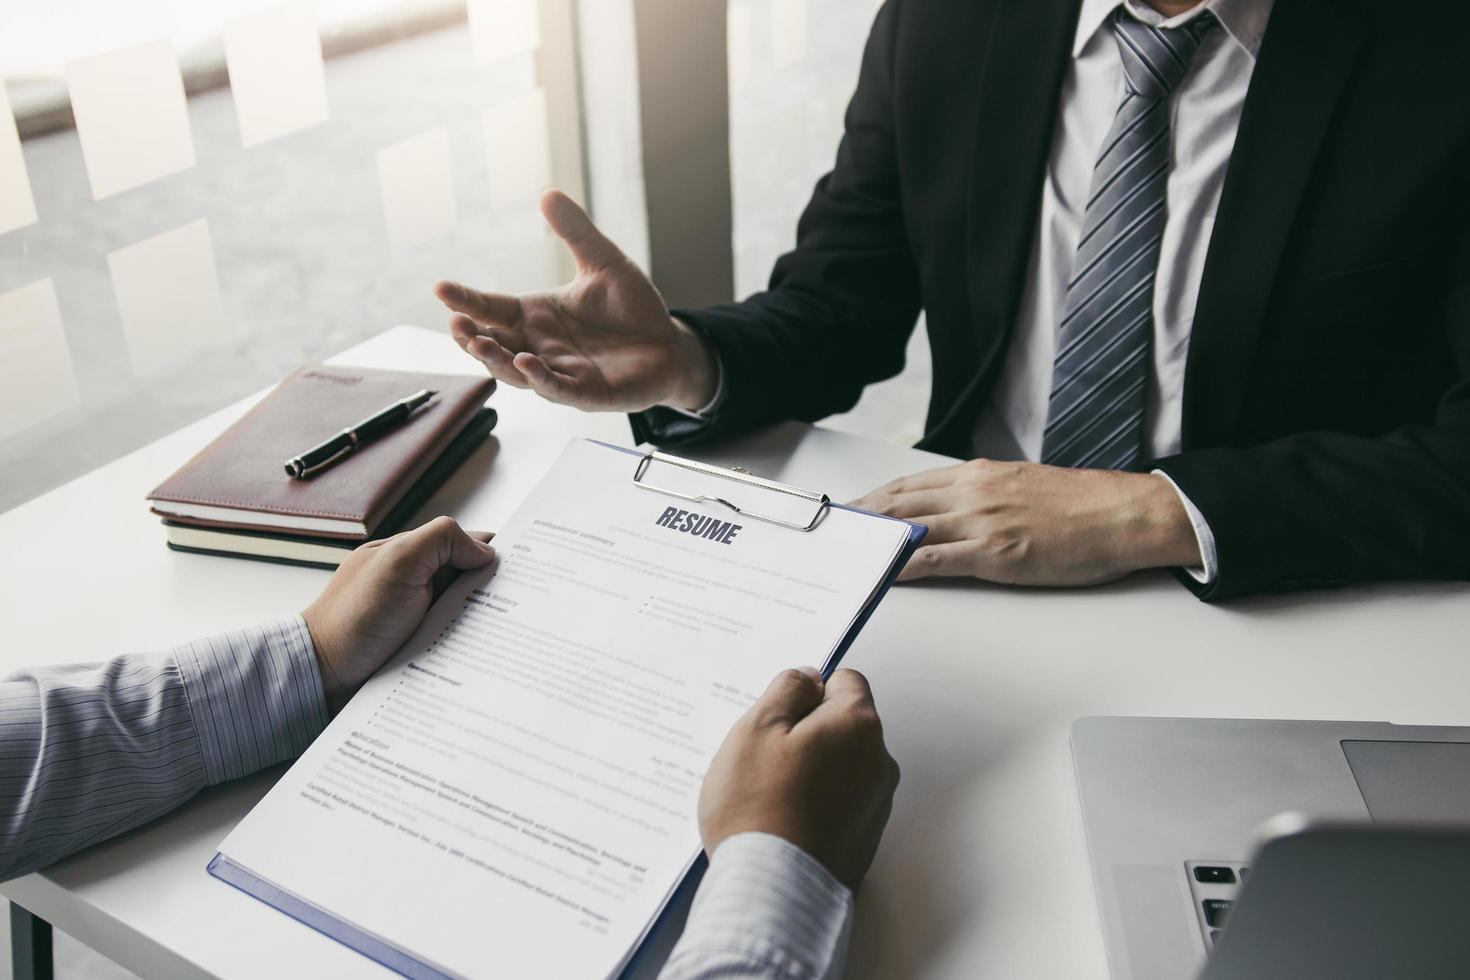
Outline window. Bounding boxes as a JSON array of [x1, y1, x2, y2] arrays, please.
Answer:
[[727, 0, 928, 445], [0, 0, 574, 513]]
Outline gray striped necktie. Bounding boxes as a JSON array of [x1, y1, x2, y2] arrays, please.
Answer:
[[1040, 9, 1215, 471]]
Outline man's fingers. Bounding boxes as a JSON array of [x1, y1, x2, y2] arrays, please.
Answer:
[[425, 520, 495, 599], [799, 668, 883, 736], [860, 488, 954, 521], [852, 467, 964, 514], [435, 280, 524, 327], [897, 541, 978, 582], [850, 462, 967, 510], [450, 313, 525, 355], [392, 516, 496, 576], [463, 331, 533, 388], [448, 313, 480, 350], [512, 352, 583, 406], [748, 667, 826, 730], [435, 518, 498, 570], [902, 513, 967, 545], [896, 461, 970, 491], [849, 481, 899, 513], [822, 668, 875, 708], [541, 189, 625, 272]]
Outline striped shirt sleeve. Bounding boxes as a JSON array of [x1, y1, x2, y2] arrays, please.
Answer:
[[660, 832, 853, 980], [0, 617, 329, 882]]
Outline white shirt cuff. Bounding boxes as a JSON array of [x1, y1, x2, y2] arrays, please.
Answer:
[[661, 832, 853, 980], [662, 348, 727, 422], [1151, 470, 1218, 584]]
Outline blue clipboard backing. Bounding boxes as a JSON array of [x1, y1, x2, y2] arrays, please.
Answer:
[[208, 853, 454, 979], [820, 503, 927, 677], [209, 439, 927, 979]]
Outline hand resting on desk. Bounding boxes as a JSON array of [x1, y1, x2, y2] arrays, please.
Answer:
[[852, 458, 1204, 587]]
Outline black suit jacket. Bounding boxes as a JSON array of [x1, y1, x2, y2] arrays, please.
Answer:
[[633, 0, 1470, 601]]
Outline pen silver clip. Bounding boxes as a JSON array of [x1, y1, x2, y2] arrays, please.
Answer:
[[631, 451, 830, 532]]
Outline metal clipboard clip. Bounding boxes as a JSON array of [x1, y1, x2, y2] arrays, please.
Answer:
[[632, 451, 831, 532]]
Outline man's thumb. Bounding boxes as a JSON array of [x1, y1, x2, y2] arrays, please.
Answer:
[[541, 189, 624, 271], [749, 667, 826, 730]]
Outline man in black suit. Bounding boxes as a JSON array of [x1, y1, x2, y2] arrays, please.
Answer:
[[437, 0, 1470, 601]]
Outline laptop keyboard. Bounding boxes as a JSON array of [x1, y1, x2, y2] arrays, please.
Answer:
[[1184, 860, 1250, 950]]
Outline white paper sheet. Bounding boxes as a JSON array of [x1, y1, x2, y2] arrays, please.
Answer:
[[482, 88, 551, 211], [0, 279, 78, 440], [219, 438, 912, 979], [223, 3, 330, 148], [377, 127, 457, 253], [66, 40, 195, 200], [467, 0, 542, 66], [107, 219, 225, 374], [0, 82, 37, 235]]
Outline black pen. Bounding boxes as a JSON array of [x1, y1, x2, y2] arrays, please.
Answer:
[[285, 389, 436, 479]]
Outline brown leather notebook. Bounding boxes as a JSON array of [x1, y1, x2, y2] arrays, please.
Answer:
[[147, 366, 494, 539]]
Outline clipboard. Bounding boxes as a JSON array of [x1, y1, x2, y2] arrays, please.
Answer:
[[601, 441, 927, 980], [210, 438, 927, 980], [631, 450, 831, 532]]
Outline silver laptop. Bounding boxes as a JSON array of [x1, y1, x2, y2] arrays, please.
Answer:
[[1070, 717, 1470, 979]]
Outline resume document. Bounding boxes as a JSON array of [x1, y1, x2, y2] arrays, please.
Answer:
[[214, 438, 917, 978]]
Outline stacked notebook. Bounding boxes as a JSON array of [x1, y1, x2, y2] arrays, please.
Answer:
[[148, 366, 496, 567]]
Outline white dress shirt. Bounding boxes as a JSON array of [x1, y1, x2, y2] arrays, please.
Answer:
[[658, 0, 1275, 583], [974, 0, 1276, 582]]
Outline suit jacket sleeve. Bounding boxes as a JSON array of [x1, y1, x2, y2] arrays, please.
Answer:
[[632, 0, 922, 446], [0, 618, 329, 881], [1154, 229, 1470, 601]]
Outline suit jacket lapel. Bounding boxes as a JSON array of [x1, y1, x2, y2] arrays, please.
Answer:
[[924, 0, 1081, 455], [1183, 0, 1366, 448]]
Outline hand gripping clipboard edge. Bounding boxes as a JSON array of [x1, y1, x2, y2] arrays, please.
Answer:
[[603, 436, 926, 980]]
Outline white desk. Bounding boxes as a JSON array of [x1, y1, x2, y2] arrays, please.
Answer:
[[3, 325, 1468, 980]]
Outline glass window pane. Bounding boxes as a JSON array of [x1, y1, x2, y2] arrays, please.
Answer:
[[0, 1, 575, 514], [726, 0, 929, 445]]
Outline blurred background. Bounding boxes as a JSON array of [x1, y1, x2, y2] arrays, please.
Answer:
[[0, 2, 933, 972], [0, 0, 935, 522]]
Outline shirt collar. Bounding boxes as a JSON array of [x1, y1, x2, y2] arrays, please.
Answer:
[[1072, 0, 1275, 60]]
